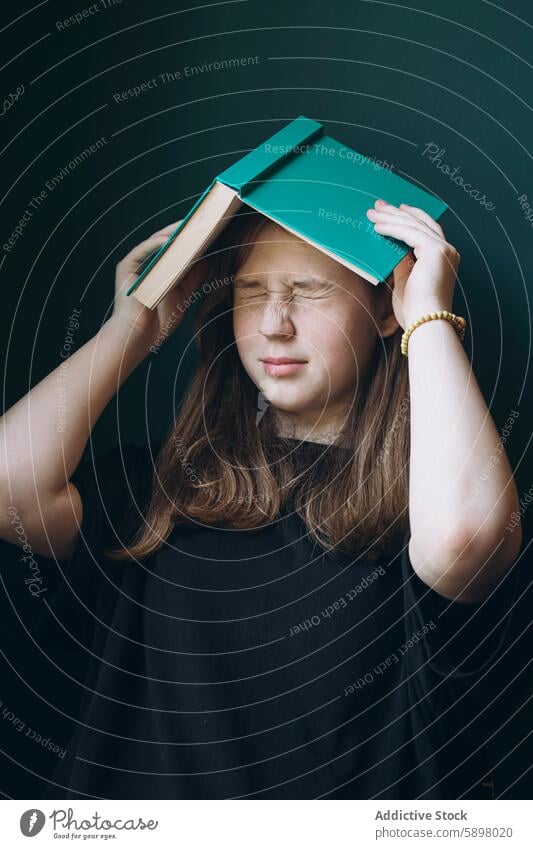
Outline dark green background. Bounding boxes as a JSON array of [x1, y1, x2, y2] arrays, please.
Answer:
[[2, 0, 532, 460], [1, 0, 531, 798]]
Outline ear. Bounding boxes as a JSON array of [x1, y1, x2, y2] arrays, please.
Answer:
[[375, 275, 401, 339]]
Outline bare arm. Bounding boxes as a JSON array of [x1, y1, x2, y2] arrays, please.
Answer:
[[407, 318, 522, 602], [367, 199, 522, 603], [0, 220, 207, 561], [1, 317, 150, 560]]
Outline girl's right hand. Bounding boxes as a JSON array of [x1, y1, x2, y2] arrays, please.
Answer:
[[111, 220, 211, 348]]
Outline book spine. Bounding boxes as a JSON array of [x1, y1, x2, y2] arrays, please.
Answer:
[[125, 177, 218, 295], [217, 115, 325, 195]]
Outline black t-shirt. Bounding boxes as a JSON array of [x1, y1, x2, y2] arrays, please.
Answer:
[[33, 438, 532, 800]]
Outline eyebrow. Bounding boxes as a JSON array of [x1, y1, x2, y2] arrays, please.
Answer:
[[233, 275, 329, 287]]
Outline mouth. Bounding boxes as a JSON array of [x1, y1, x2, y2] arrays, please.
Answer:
[[261, 357, 308, 377]]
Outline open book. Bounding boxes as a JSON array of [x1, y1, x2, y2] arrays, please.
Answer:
[[127, 116, 447, 309]]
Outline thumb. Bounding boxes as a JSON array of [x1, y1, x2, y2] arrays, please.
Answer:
[[393, 250, 415, 287]]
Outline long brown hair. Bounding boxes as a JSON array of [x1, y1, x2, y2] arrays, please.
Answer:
[[104, 211, 410, 563]]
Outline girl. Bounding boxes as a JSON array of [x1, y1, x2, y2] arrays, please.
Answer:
[[0, 200, 529, 800]]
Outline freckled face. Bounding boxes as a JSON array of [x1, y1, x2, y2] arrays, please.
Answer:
[[232, 222, 382, 418]]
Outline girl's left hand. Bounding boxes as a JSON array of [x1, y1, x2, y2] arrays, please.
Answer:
[[366, 199, 461, 330]]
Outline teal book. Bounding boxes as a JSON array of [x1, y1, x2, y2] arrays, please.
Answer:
[[127, 116, 447, 308]]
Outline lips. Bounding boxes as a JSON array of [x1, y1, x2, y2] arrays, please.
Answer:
[[262, 358, 307, 364], [261, 357, 308, 377]]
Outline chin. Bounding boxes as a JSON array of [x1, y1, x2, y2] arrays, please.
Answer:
[[258, 383, 322, 413]]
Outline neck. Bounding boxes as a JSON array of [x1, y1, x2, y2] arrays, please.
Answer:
[[272, 406, 351, 446]]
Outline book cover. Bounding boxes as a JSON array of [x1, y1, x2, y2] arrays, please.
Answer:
[[127, 116, 447, 308]]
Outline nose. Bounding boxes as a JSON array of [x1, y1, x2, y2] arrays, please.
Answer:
[[258, 298, 295, 340]]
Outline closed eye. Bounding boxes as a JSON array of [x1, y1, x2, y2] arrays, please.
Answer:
[[293, 285, 331, 298], [233, 279, 336, 302], [234, 280, 332, 290], [233, 284, 268, 301], [235, 283, 264, 293]]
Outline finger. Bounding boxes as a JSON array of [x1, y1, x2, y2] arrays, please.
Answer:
[[370, 205, 433, 227], [369, 210, 439, 240], [398, 203, 444, 237], [120, 232, 171, 268], [153, 219, 183, 237], [371, 219, 443, 250], [120, 220, 184, 268], [372, 201, 444, 239]]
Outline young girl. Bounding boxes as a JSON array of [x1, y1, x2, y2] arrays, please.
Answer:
[[1, 200, 530, 800]]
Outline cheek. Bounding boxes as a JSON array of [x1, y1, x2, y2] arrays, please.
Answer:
[[232, 310, 259, 369], [233, 308, 254, 346], [310, 335, 358, 388], [307, 313, 374, 374]]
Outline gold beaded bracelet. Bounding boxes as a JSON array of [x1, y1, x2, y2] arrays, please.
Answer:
[[401, 310, 467, 357]]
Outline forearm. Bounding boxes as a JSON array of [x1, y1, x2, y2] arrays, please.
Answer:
[[1, 315, 149, 505], [407, 318, 521, 561]]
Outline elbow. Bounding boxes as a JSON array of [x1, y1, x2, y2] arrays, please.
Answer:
[[409, 519, 523, 604], [441, 518, 523, 570]]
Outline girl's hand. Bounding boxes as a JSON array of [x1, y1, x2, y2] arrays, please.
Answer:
[[111, 220, 210, 348], [366, 199, 461, 329]]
